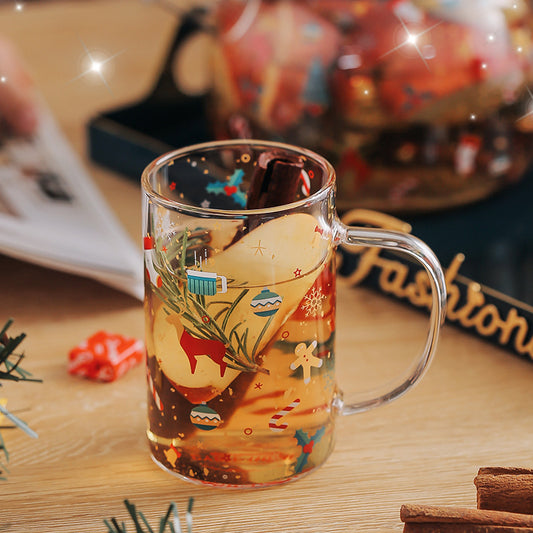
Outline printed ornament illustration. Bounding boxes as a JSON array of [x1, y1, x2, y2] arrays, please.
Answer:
[[250, 288, 283, 317], [186, 270, 227, 296], [144, 236, 162, 288], [190, 403, 222, 431]]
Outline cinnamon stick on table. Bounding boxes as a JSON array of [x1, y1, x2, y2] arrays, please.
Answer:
[[475, 467, 533, 515], [404, 523, 533, 532], [401, 504, 533, 532]]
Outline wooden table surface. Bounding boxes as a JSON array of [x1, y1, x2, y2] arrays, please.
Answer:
[[2, 2, 533, 531]]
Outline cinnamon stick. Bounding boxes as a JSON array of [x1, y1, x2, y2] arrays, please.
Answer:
[[246, 150, 304, 209], [404, 524, 533, 532], [478, 468, 533, 476], [475, 468, 533, 515], [401, 504, 533, 527], [227, 149, 305, 246]]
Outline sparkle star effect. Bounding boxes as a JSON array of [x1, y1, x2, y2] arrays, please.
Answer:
[[70, 36, 125, 93], [381, 16, 442, 71]]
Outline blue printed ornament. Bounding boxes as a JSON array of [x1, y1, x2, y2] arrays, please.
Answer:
[[250, 288, 283, 317], [190, 404, 221, 431]]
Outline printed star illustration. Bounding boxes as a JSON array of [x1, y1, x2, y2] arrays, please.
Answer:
[[163, 444, 181, 468], [290, 340, 323, 384], [252, 240, 266, 256]]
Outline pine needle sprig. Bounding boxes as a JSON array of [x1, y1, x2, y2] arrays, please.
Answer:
[[0, 318, 40, 479], [104, 498, 194, 533], [0, 431, 9, 481], [0, 319, 41, 385], [152, 229, 270, 375]]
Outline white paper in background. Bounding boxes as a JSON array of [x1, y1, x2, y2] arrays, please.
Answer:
[[0, 105, 144, 300]]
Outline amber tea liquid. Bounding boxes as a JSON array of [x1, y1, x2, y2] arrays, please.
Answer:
[[144, 246, 338, 487]]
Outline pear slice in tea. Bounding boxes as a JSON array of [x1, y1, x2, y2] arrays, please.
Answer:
[[154, 212, 329, 398], [185, 212, 330, 366]]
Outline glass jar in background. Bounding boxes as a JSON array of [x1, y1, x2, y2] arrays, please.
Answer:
[[209, 0, 533, 213]]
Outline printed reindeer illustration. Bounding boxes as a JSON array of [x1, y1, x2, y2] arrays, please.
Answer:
[[179, 329, 228, 377]]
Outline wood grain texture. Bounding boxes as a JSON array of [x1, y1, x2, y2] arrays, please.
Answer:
[[2, 2, 533, 532]]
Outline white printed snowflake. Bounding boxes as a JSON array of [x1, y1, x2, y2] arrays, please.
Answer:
[[302, 287, 326, 318]]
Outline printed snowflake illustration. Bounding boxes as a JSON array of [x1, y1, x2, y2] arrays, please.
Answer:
[[301, 287, 326, 318]]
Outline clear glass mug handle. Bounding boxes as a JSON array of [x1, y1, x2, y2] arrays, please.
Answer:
[[335, 220, 447, 415]]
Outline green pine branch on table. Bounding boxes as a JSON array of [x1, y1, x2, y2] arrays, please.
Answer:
[[105, 498, 195, 533], [0, 318, 41, 480]]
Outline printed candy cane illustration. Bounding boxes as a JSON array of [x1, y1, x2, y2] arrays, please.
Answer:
[[269, 398, 301, 432], [148, 371, 164, 412], [299, 169, 312, 196], [144, 236, 162, 288]]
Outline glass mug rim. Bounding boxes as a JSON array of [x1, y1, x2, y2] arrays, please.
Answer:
[[141, 139, 336, 215]]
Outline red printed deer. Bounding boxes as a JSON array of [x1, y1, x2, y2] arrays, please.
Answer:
[[179, 330, 228, 377]]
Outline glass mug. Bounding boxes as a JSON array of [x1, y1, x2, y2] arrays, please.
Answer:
[[142, 139, 446, 488]]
